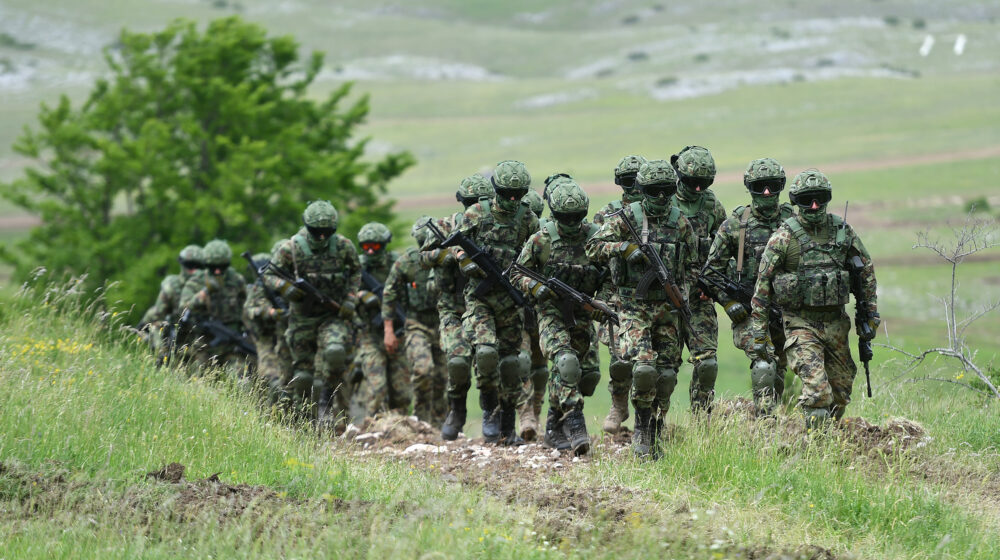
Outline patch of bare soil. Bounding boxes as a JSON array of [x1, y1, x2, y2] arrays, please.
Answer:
[[837, 417, 930, 456]]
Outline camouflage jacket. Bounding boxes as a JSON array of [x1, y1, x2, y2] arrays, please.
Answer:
[[242, 280, 284, 337], [672, 190, 727, 269], [592, 193, 642, 298], [513, 220, 604, 321], [419, 211, 468, 319], [383, 247, 439, 327], [179, 268, 247, 329], [141, 272, 188, 325], [457, 199, 540, 272], [706, 202, 796, 298], [751, 213, 878, 335], [592, 192, 643, 226], [359, 250, 400, 334], [266, 232, 361, 318], [585, 200, 698, 302]]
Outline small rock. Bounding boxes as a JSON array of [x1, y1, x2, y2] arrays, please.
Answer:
[[403, 443, 448, 455], [341, 424, 361, 440], [355, 432, 383, 443]]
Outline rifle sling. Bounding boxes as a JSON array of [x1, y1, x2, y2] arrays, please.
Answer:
[[736, 205, 751, 277]]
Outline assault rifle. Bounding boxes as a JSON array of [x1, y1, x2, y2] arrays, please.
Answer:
[[360, 268, 406, 336], [697, 265, 783, 330], [506, 262, 618, 327], [607, 207, 692, 330], [177, 308, 257, 358], [265, 263, 341, 313], [419, 219, 527, 308], [848, 255, 874, 398], [241, 251, 288, 312]]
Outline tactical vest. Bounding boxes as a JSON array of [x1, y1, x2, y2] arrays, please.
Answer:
[[620, 202, 685, 301], [291, 233, 349, 315], [472, 199, 530, 268], [729, 203, 795, 288], [161, 274, 184, 321], [539, 221, 603, 298], [403, 248, 437, 316], [675, 190, 721, 266], [772, 214, 852, 310], [199, 269, 245, 327]]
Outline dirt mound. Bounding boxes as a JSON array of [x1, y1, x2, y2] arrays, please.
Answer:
[[713, 397, 759, 420], [147, 462, 186, 483], [343, 412, 440, 448], [839, 417, 930, 455]]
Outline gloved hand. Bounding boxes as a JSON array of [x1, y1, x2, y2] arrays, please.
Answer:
[[459, 256, 484, 278], [530, 281, 553, 302], [723, 300, 749, 324], [338, 298, 356, 320], [861, 313, 880, 341], [205, 275, 223, 291], [268, 307, 286, 320], [619, 242, 647, 266], [357, 290, 379, 308], [750, 332, 771, 360], [278, 279, 305, 302]]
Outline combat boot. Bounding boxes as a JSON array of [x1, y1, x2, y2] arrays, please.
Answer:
[[631, 407, 655, 458], [498, 399, 525, 446], [518, 399, 539, 442], [562, 408, 590, 456], [441, 396, 467, 441], [480, 389, 501, 443], [542, 409, 570, 450], [603, 392, 630, 433]]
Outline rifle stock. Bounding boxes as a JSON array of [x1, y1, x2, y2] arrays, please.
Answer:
[[241, 251, 288, 312]]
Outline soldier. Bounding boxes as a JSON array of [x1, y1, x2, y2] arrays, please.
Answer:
[[179, 239, 250, 369], [705, 158, 795, 414], [593, 155, 646, 433], [383, 217, 446, 424], [427, 174, 495, 441], [266, 201, 360, 423], [140, 244, 204, 365], [242, 247, 292, 403], [517, 187, 548, 441], [512, 179, 604, 455], [750, 169, 879, 428], [671, 146, 726, 413], [355, 222, 410, 418], [453, 160, 540, 445], [586, 160, 698, 457]]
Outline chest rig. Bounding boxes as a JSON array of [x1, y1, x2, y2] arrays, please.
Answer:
[[539, 221, 603, 297], [675, 190, 721, 266], [772, 214, 852, 310], [731, 203, 795, 287], [291, 233, 347, 314], [473, 199, 530, 268], [620, 201, 684, 301]]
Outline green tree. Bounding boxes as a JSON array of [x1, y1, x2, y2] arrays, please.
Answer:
[[1, 17, 413, 320]]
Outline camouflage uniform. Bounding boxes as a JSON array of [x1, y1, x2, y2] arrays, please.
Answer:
[[670, 146, 726, 412], [751, 170, 879, 427], [141, 244, 203, 365], [383, 221, 446, 425], [517, 187, 547, 441], [179, 240, 249, 370], [592, 155, 646, 433], [705, 158, 794, 413], [355, 222, 411, 418], [455, 160, 540, 445], [267, 201, 361, 423], [586, 160, 698, 457], [242, 250, 292, 401], [512, 178, 603, 455]]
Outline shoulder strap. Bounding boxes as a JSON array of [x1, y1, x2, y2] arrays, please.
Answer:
[[610, 199, 623, 212], [481, 199, 493, 219], [544, 220, 560, 243], [667, 205, 680, 228], [292, 233, 312, 258], [736, 205, 752, 276], [586, 222, 600, 240], [829, 214, 847, 245]]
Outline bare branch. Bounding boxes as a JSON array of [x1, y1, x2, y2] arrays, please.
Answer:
[[957, 299, 1000, 336], [903, 376, 989, 394]]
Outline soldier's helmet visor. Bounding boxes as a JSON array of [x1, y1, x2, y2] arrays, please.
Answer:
[[178, 258, 203, 270], [360, 241, 384, 252], [494, 186, 529, 201], [615, 174, 637, 188], [306, 225, 336, 239], [551, 210, 587, 225], [680, 175, 714, 190], [747, 178, 785, 195], [642, 182, 677, 198], [209, 263, 229, 275], [789, 190, 832, 208]]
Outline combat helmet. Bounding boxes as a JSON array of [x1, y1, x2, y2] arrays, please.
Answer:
[[358, 222, 392, 255], [491, 160, 530, 211], [671, 145, 716, 196], [456, 174, 493, 207], [523, 189, 544, 217], [789, 169, 832, 223], [302, 200, 339, 242], [547, 179, 590, 225], [411, 216, 433, 247], [203, 239, 232, 275], [744, 157, 786, 194], [636, 159, 678, 196], [178, 244, 204, 271], [614, 155, 647, 192]]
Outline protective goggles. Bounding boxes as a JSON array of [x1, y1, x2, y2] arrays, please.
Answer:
[[360, 241, 384, 252], [551, 210, 587, 225], [789, 190, 832, 209], [642, 183, 677, 198], [494, 187, 528, 201], [306, 225, 336, 239], [614, 174, 637, 188], [178, 259, 203, 270], [746, 178, 785, 195], [679, 175, 714, 191], [207, 263, 229, 274]]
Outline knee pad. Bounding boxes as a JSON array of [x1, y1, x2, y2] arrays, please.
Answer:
[[447, 356, 471, 387], [499, 354, 522, 387], [694, 357, 718, 387], [632, 364, 657, 393], [554, 352, 581, 385], [656, 367, 678, 395], [286, 370, 314, 394], [475, 345, 499, 374], [531, 367, 548, 391], [609, 360, 633, 383], [579, 369, 601, 397], [517, 351, 531, 378], [750, 359, 778, 391], [322, 344, 347, 372]]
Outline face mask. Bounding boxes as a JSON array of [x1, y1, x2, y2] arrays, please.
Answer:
[[306, 234, 328, 251], [751, 192, 779, 214], [800, 203, 828, 225]]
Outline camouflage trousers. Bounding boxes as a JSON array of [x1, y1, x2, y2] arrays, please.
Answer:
[[732, 314, 787, 405], [619, 297, 683, 414], [356, 330, 411, 417], [439, 308, 473, 399], [518, 311, 547, 412], [463, 293, 524, 402], [405, 319, 447, 425], [250, 322, 293, 392], [537, 309, 598, 411], [783, 310, 856, 413], [681, 295, 719, 408], [285, 314, 354, 419], [598, 292, 630, 398]]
